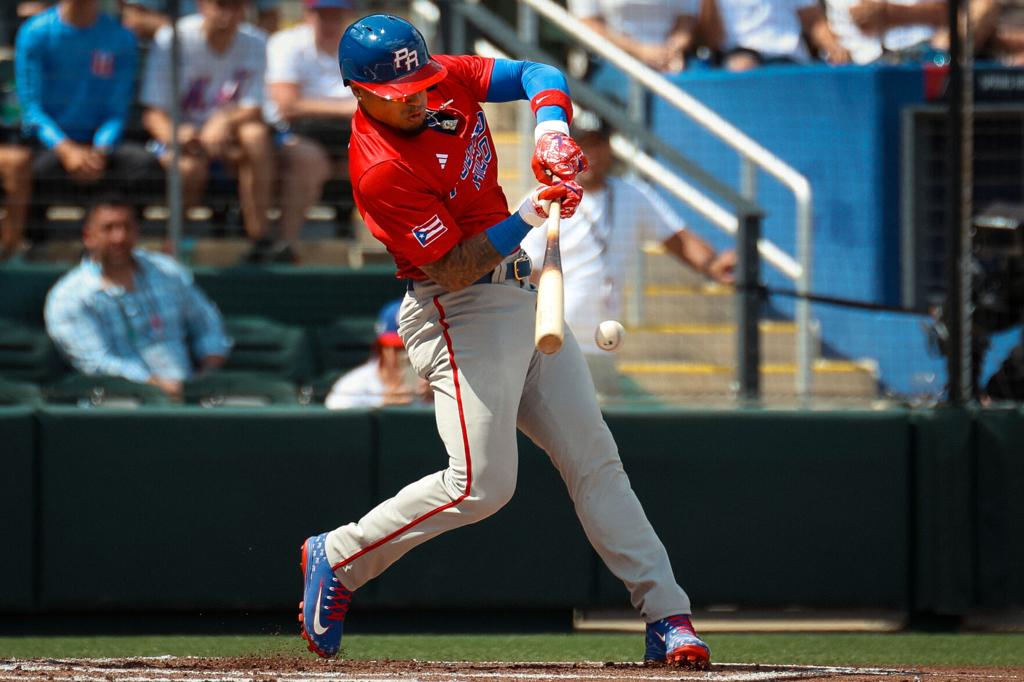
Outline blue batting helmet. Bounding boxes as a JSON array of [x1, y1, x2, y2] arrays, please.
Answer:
[[339, 14, 448, 100]]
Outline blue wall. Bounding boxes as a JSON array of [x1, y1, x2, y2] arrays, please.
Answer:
[[643, 64, 1018, 395]]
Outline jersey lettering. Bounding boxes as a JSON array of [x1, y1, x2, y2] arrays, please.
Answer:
[[411, 215, 448, 247], [459, 112, 492, 190], [216, 70, 250, 106], [182, 77, 210, 114], [91, 50, 114, 78], [393, 48, 420, 73]]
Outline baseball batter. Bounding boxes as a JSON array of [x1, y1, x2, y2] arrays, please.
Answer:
[[299, 14, 710, 669]]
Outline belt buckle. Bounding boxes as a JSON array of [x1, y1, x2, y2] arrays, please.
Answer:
[[512, 255, 531, 281]]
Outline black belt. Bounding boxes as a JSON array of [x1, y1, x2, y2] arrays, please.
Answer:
[[406, 255, 532, 292]]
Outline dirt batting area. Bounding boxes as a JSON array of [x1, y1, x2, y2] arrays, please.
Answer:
[[2, 657, 1022, 682]]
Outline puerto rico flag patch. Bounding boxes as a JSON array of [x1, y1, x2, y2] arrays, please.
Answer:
[[412, 215, 448, 247]]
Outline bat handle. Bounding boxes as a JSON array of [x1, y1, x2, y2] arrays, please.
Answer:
[[534, 201, 564, 355]]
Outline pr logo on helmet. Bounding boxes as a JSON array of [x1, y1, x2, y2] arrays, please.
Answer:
[[393, 48, 420, 73]]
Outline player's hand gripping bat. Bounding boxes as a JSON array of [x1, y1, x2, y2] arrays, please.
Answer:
[[534, 201, 564, 354]]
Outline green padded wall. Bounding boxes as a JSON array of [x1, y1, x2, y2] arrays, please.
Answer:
[[0, 407, 35, 610], [595, 410, 913, 610], [9, 406, 1023, 617], [364, 408, 594, 609], [910, 409, 974, 615], [194, 266, 405, 327], [0, 265, 405, 329], [0, 265, 65, 326], [36, 407, 374, 611], [975, 408, 1024, 609]]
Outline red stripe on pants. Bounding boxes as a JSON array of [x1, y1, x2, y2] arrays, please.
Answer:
[[331, 295, 473, 570]]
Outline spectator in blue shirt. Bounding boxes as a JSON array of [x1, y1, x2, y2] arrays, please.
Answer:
[[15, 0, 163, 211], [45, 195, 232, 400]]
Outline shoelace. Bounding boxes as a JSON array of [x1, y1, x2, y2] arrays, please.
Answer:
[[326, 584, 352, 622], [664, 615, 697, 636]]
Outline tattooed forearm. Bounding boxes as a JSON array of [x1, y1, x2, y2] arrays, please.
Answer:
[[420, 232, 504, 291]]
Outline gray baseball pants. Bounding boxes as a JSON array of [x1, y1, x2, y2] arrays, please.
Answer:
[[325, 253, 690, 622]]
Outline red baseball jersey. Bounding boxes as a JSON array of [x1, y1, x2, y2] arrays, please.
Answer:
[[348, 55, 511, 280]]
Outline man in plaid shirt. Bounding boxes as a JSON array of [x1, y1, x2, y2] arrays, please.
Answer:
[[44, 196, 232, 400]]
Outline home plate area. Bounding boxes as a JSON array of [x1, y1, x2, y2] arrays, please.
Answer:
[[3, 658, 1023, 682]]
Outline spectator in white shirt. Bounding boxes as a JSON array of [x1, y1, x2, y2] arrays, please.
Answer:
[[266, 0, 357, 258], [825, 0, 942, 63], [325, 299, 430, 410], [140, 0, 274, 261], [711, 0, 851, 69], [825, 0, 1001, 64], [567, 0, 710, 72], [521, 113, 736, 399]]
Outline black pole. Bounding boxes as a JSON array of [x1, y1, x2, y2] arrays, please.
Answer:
[[944, 0, 964, 404], [737, 212, 761, 402], [167, 0, 183, 261]]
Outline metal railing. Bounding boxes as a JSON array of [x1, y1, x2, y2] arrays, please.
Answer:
[[516, 0, 814, 398], [437, 0, 815, 398]]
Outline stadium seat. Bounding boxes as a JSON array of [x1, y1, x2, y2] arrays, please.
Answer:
[[314, 316, 376, 375], [0, 318, 66, 384], [0, 377, 44, 407], [306, 369, 346, 405], [222, 316, 312, 381], [184, 371, 300, 407], [45, 373, 172, 407]]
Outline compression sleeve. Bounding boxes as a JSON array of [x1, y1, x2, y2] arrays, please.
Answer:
[[485, 59, 570, 125]]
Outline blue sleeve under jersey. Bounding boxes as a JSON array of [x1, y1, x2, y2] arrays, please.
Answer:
[[485, 59, 569, 125]]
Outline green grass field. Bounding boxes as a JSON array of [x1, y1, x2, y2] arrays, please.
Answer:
[[1, 633, 1023, 667]]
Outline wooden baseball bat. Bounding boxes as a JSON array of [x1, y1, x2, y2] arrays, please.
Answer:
[[534, 201, 564, 354]]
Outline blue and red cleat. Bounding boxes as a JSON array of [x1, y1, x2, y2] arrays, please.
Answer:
[[644, 614, 711, 668], [299, 532, 352, 658]]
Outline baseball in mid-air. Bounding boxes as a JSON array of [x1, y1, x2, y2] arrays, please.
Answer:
[[595, 320, 625, 352]]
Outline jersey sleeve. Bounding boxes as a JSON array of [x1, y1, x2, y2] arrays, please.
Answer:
[[357, 162, 465, 268], [433, 54, 494, 103]]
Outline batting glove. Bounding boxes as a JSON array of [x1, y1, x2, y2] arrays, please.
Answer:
[[530, 181, 583, 220], [531, 132, 589, 184]]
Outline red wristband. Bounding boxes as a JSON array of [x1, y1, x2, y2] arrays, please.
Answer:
[[529, 89, 574, 125]]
